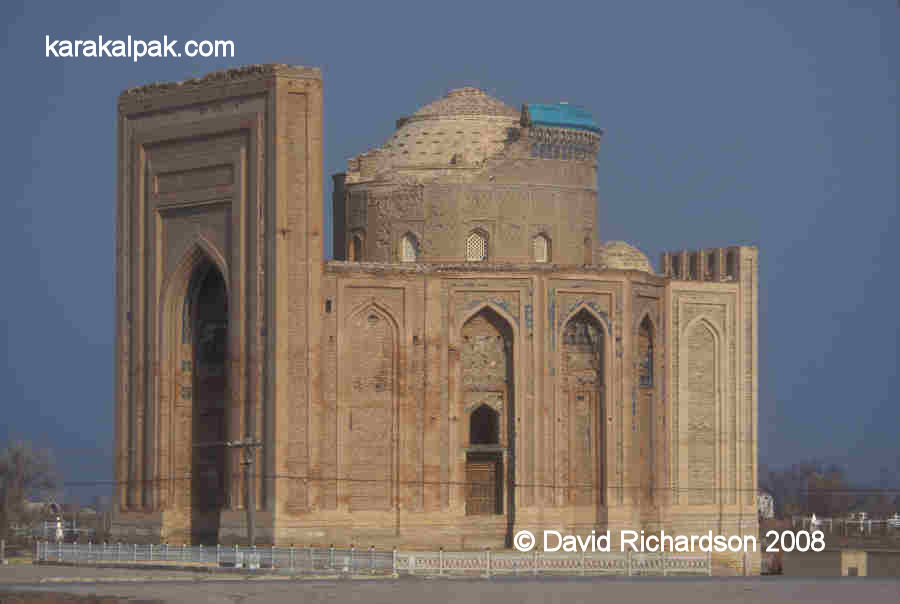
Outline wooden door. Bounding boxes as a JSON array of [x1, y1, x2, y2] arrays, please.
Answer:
[[466, 456, 500, 515]]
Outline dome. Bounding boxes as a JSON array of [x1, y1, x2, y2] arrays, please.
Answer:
[[598, 241, 653, 273], [379, 88, 520, 170], [408, 87, 519, 120]]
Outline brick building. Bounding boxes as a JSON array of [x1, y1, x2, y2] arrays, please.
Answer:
[[112, 65, 758, 570]]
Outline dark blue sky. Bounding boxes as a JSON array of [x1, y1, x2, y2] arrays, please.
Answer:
[[1, 1, 897, 500]]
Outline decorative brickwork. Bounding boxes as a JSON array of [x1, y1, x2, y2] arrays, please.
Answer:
[[113, 68, 758, 574]]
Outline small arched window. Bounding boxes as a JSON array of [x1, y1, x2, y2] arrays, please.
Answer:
[[349, 233, 364, 262], [400, 233, 418, 262], [470, 404, 500, 445], [533, 233, 550, 263], [466, 230, 488, 262], [639, 316, 654, 387]]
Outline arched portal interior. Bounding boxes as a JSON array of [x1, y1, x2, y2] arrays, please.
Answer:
[[461, 307, 513, 517], [185, 261, 228, 542], [561, 308, 605, 506]]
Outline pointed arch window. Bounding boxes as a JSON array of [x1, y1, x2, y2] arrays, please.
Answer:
[[400, 232, 419, 262], [533, 233, 550, 263], [639, 316, 654, 387], [349, 232, 364, 262], [470, 404, 500, 445], [466, 230, 488, 262]]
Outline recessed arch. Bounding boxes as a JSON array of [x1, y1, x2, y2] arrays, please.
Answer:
[[459, 304, 515, 522], [343, 301, 399, 512], [559, 306, 607, 507], [157, 240, 231, 542], [679, 315, 723, 507], [636, 313, 657, 505]]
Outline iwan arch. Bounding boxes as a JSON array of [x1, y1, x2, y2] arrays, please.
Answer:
[[113, 64, 759, 573]]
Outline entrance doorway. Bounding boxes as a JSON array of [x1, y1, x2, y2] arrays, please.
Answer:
[[466, 453, 503, 515], [188, 262, 227, 542]]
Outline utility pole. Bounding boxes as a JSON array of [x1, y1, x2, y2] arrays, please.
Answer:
[[226, 438, 262, 546], [193, 438, 262, 546]]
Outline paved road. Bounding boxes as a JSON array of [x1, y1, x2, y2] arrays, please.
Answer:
[[2, 565, 899, 604]]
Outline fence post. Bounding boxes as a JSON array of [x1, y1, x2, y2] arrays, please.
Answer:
[[290, 544, 294, 571], [392, 547, 397, 576], [234, 544, 238, 568], [149, 543, 153, 562], [329, 544, 335, 570], [580, 549, 585, 576], [133, 543, 137, 562], [626, 550, 632, 576], [349, 544, 354, 573], [1, 538, 4, 563], [663, 551, 668, 577], [439, 547, 443, 577], [533, 550, 538, 576], [369, 545, 375, 575], [707, 550, 712, 576], [485, 548, 491, 579], [308, 545, 313, 573]]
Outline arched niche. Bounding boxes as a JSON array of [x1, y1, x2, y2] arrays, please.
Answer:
[[559, 307, 607, 507]]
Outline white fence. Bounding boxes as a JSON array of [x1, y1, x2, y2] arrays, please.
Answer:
[[792, 515, 900, 536], [34, 542, 711, 576]]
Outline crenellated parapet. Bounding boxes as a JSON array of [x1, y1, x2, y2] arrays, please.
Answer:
[[660, 246, 757, 282]]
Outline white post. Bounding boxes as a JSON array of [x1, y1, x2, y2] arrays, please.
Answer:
[[627, 550, 632, 576], [580, 549, 585, 576], [663, 551, 668, 577], [439, 548, 443, 576], [133, 543, 137, 562], [533, 551, 538, 576], [216, 544, 220, 567], [289, 545, 294, 571], [485, 548, 491, 579], [392, 547, 397, 575], [707, 550, 712, 576]]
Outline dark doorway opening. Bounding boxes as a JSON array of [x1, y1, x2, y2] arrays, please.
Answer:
[[189, 262, 227, 543]]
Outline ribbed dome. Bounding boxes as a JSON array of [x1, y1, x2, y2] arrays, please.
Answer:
[[409, 87, 519, 120], [598, 241, 653, 273], [377, 88, 520, 170]]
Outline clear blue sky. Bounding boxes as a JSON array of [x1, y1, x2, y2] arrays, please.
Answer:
[[1, 1, 897, 500]]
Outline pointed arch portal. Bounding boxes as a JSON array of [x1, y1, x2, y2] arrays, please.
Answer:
[[180, 257, 228, 543]]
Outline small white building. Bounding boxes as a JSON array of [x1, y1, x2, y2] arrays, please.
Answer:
[[757, 489, 775, 519]]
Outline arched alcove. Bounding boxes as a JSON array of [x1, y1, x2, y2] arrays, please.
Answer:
[[561, 307, 606, 506], [185, 259, 228, 542], [637, 315, 655, 505], [461, 306, 513, 517]]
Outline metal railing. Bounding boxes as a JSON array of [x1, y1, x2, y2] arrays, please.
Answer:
[[792, 515, 900, 537], [34, 542, 711, 576]]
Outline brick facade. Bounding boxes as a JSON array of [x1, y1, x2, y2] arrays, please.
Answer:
[[112, 66, 759, 573]]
